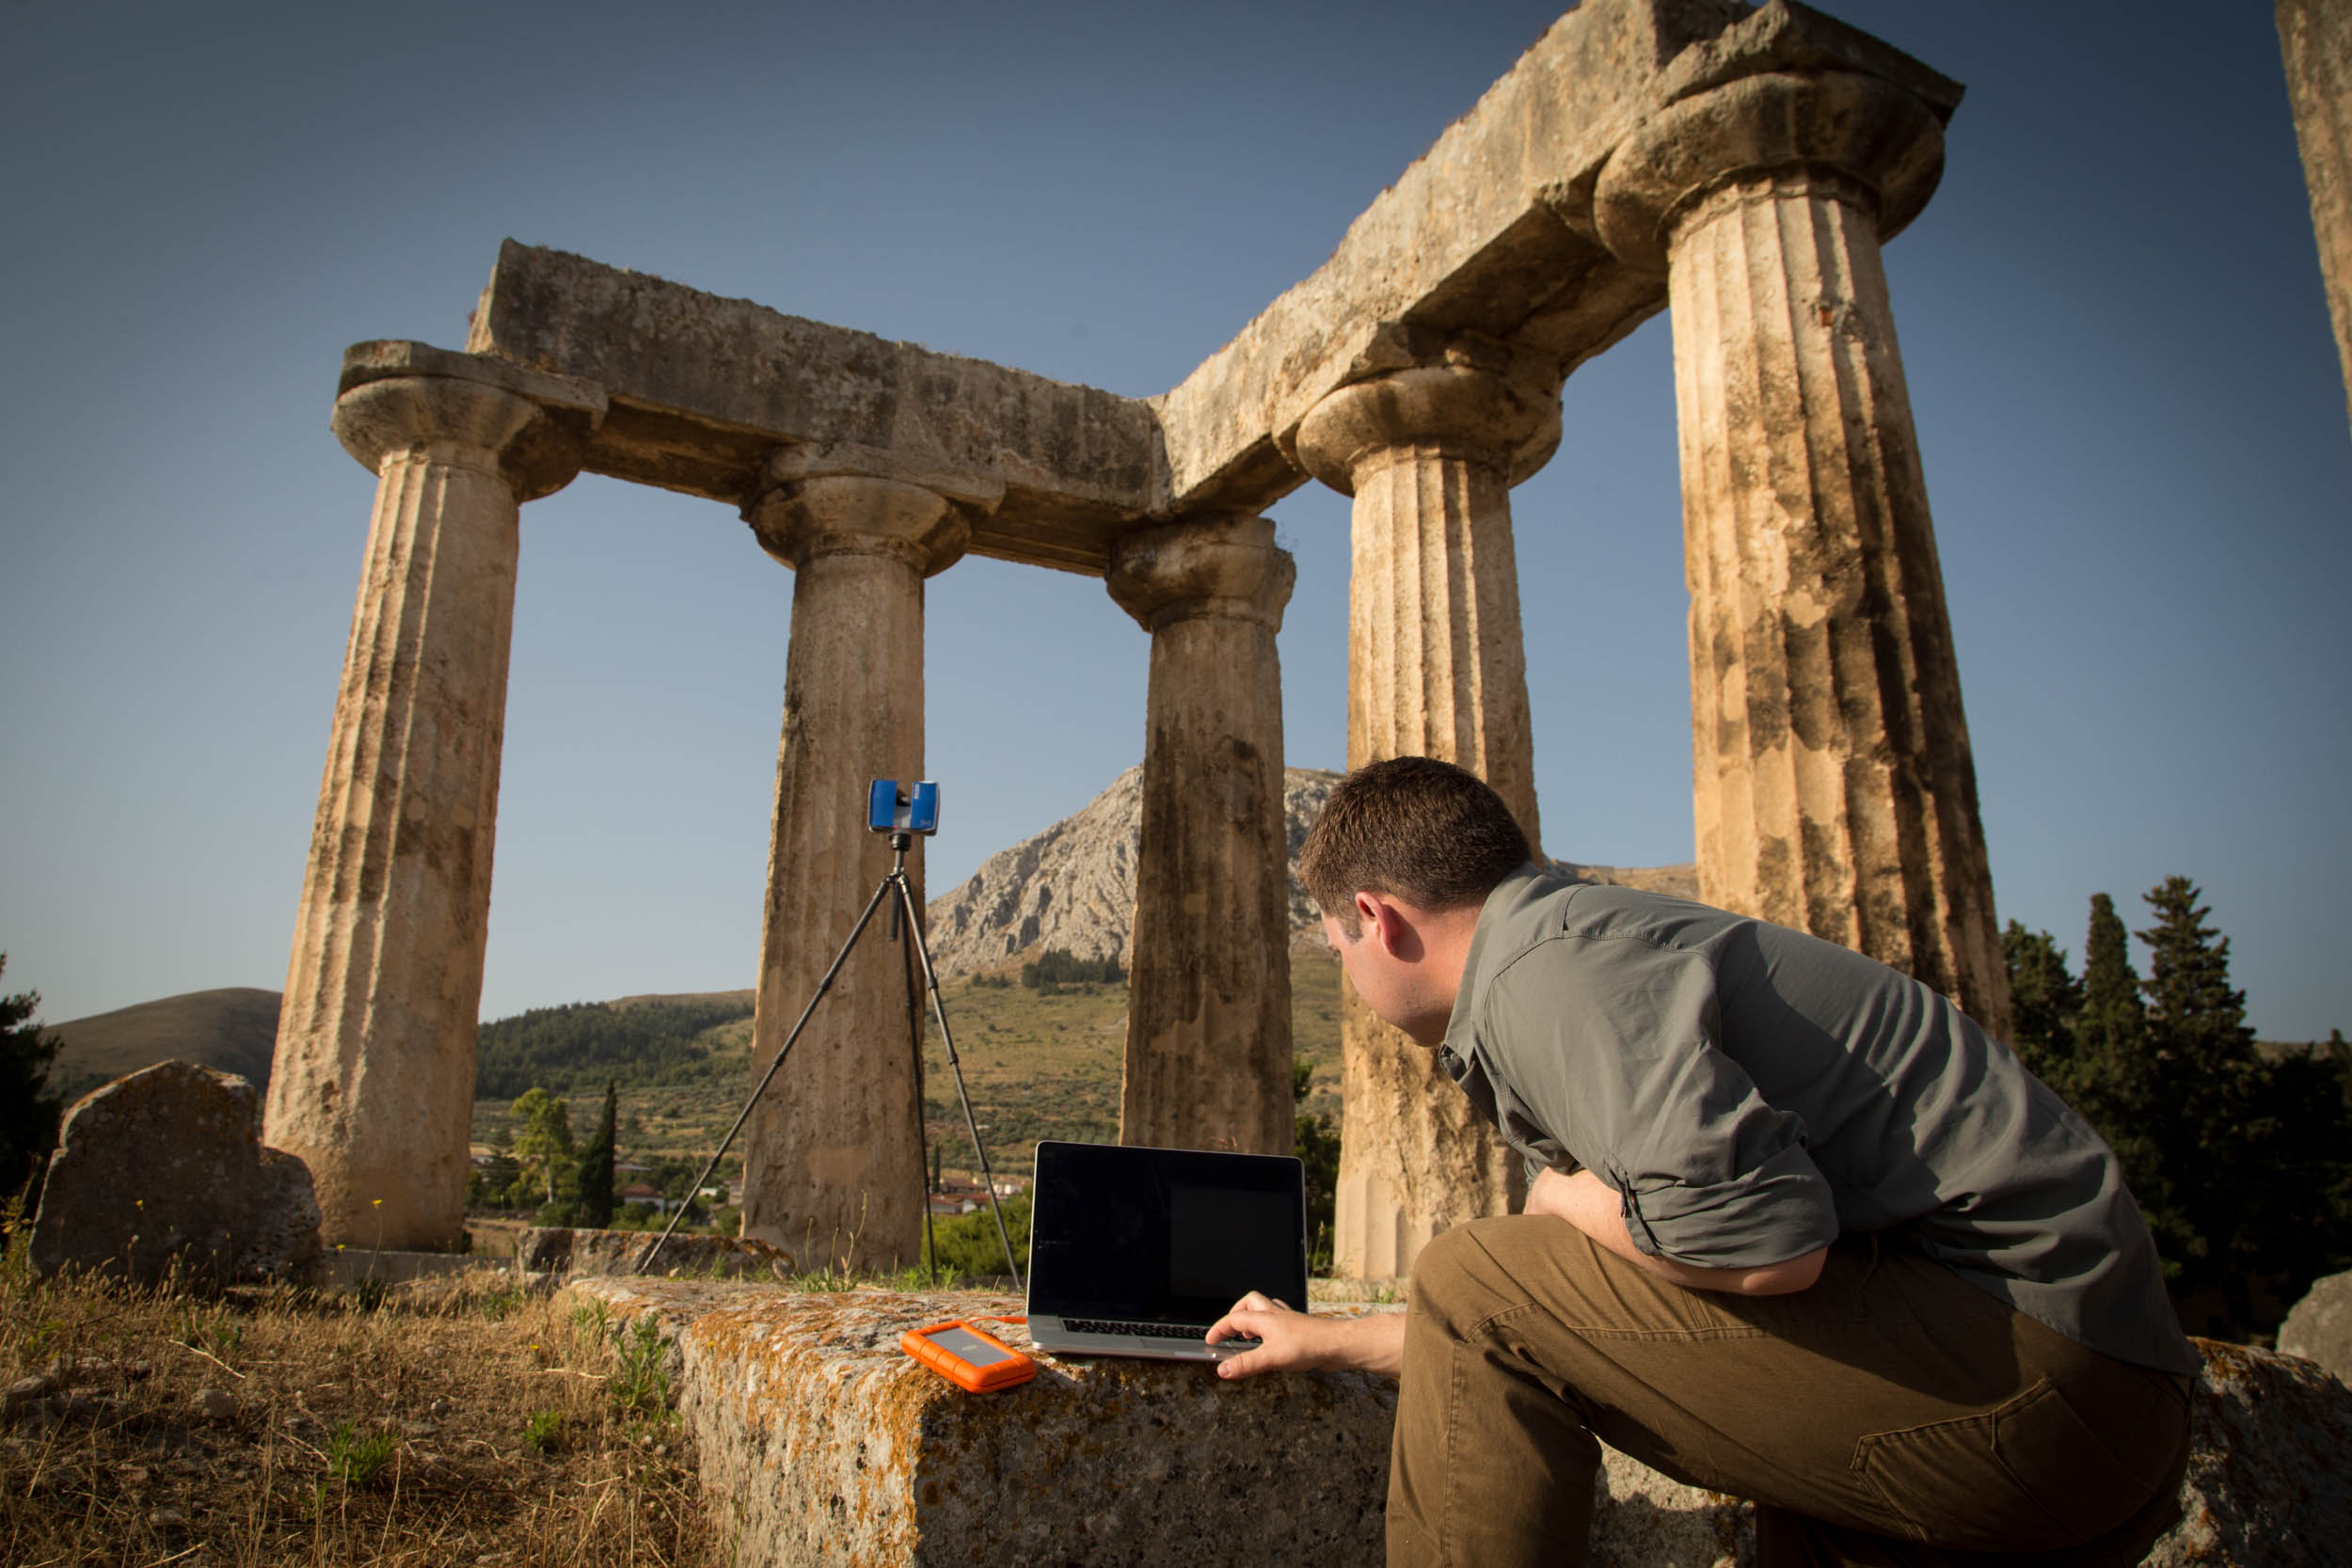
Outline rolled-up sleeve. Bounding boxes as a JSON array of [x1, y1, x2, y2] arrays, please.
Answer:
[[1484, 935, 1838, 1270]]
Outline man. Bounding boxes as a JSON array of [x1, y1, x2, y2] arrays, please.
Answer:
[[1208, 756, 2195, 1568]]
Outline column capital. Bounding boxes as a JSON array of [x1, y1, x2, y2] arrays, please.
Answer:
[[1593, 71, 1946, 275], [329, 341, 606, 501], [1106, 514, 1295, 634], [1290, 339, 1561, 497], [742, 472, 970, 576]]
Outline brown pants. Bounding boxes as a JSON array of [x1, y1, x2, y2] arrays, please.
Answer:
[[1388, 1218, 2190, 1568]]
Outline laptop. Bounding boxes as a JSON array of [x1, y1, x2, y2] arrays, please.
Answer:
[[1025, 1140, 1310, 1363]]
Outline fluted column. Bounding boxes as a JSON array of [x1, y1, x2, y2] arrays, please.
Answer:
[[1595, 71, 2010, 1036], [1292, 341, 1559, 1279], [739, 469, 968, 1271], [1107, 515, 1295, 1156], [2279, 0, 2352, 433], [266, 341, 604, 1248]]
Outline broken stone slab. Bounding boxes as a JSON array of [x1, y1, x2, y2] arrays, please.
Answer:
[[2277, 1268, 2352, 1387], [517, 1226, 794, 1280], [29, 1060, 321, 1288]]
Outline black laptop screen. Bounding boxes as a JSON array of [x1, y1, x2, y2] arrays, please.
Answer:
[[1028, 1142, 1308, 1325]]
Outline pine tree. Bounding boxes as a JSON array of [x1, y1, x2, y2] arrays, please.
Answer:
[[0, 957, 64, 1197], [577, 1082, 618, 1229]]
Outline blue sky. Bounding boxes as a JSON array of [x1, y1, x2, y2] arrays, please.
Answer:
[[3, 2, 2345, 1042]]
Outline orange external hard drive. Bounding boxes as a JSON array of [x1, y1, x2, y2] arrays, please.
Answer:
[[900, 1319, 1038, 1394]]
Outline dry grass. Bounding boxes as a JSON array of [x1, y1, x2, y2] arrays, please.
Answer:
[[0, 1215, 715, 1568]]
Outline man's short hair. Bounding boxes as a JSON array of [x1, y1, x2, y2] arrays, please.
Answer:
[[1300, 756, 1532, 932]]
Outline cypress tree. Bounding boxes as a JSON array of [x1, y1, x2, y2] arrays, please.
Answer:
[[2136, 876, 2265, 1325], [577, 1081, 618, 1229], [2062, 896, 2173, 1276]]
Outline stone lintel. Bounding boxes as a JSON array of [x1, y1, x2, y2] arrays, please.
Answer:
[[338, 338, 607, 417], [468, 241, 1159, 576], [449, 4, 1962, 562], [1151, 0, 1963, 509]]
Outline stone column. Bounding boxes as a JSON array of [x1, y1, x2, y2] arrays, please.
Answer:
[[2279, 0, 2352, 433], [1107, 515, 1295, 1156], [1292, 339, 1559, 1279], [266, 341, 604, 1249], [739, 469, 968, 1272], [1594, 71, 2010, 1037]]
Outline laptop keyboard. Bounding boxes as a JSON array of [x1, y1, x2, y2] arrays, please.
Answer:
[[1062, 1318, 1211, 1338]]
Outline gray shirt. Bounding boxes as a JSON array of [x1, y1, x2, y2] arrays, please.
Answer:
[[1439, 865, 2199, 1377]]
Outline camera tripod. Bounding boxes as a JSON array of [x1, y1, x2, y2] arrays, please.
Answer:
[[638, 830, 1022, 1287]]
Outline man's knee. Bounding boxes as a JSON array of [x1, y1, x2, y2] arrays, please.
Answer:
[[1408, 1216, 1582, 1337]]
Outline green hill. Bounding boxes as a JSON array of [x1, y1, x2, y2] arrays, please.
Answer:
[[46, 988, 281, 1103]]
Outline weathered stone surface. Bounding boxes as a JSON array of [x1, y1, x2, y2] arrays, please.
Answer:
[[2278, 1268, 2352, 1386], [2146, 1338, 2352, 1566], [517, 1227, 794, 1280], [557, 1288, 2344, 1567], [739, 476, 966, 1273], [1594, 69, 2010, 1037], [31, 1061, 321, 1286], [564, 1278, 1397, 1567], [1295, 356, 1549, 1281], [1109, 515, 1295, 1156], [267, 344, 605, 1250], [469, 242, 1160, 572], [2279, 0, 2352, 433]]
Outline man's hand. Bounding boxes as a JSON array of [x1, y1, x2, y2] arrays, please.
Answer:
[[1526, 1164, 1827, 1296], [1206, 1292, 1406, 1380]]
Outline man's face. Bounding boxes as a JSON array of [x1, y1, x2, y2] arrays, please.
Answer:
[[1322, 909, 1431, 1044]]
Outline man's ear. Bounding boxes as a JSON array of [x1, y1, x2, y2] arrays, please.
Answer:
[[1358, 892, 1406, 958]]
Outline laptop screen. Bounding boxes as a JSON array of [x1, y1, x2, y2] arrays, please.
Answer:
[[1028, 1141, 1308, 1324]]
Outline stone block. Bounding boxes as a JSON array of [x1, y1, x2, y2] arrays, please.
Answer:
[[564, 1279, 1394, 1567], [2279, 1268, 2352, 1387], [29, 1060, 321, 1287]]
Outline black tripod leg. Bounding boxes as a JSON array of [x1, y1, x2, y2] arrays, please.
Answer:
[[893, 872, 1024, 1291], [898, 894, 939, 1289], [636, 871, 898, 1276]]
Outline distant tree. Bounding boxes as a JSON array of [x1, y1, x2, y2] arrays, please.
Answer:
[[1020, 949, 1125, 991], [576, 1082, 618, 1229], [2063, 895, 2168, 1240], [509, 1087, 578, 1208], [2076, 894, 2146, 1069], [0, 957, 64, 1198], [1294, 1058, 1340, 1274], [2135, 877, 2269, 1324], [2001, 922, 2082, 1089]]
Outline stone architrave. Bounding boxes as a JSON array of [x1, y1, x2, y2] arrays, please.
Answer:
[[1592, 71, 2011, 1037], [1106, 515, 1296, 1156], [1291, 339, 1560, 1280], [266, 341, 604, 1250], [2279, 0, 2352, 433], [739, 464, 971, 1272], [33, 1061, 322, 1286]]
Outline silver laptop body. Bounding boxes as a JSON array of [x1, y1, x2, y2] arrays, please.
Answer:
[[1025, 1140, 1310, 1363]]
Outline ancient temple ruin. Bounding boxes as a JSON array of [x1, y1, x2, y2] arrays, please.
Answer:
[[265, 0, 2018, 1270]]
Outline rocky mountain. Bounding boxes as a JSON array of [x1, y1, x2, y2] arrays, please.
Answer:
[[917, 765, 1696, 978]]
